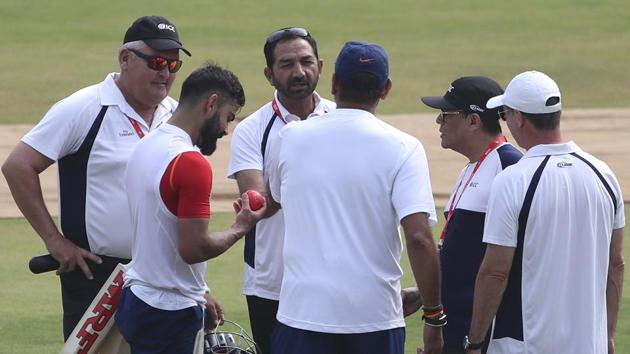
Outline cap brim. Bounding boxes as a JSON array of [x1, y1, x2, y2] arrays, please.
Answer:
[[420, 96, 459, 111], [145, 38, 192, 56], [486, 95, 504, 109]]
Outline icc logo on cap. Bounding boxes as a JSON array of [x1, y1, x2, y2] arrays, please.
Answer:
[[157, 23, 176, 32]]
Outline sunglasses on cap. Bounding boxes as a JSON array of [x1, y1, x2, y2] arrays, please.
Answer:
[[265, 27, 310, 45], [128, 48, 183, 73]]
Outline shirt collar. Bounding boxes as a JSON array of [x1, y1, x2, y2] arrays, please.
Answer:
[[524, 141, 581, 158], [273, 90, 331, 123], [98, 73, 176, 128]]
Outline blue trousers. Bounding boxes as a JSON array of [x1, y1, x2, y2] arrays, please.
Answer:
[[271, 322, 405, 354], [115, 287, 203, 354]]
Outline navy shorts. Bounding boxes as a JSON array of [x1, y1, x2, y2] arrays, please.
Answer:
[[271, 322, 405, 354], [115, 287, 203, 354]]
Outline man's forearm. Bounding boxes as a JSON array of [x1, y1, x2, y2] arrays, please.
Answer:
[[607, 228, 625, 342], [407, 235, 441, 307], [204, 226, 246, 259], [3, 158, 60, 245], [401, 213, 441, 307], [468, 265, 509, 343]]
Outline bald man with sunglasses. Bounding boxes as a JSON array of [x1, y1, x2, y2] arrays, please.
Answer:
[[2, 15, 190, 341]]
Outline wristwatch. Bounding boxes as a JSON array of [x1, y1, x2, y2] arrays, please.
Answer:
[[463, 335, 484, 351]]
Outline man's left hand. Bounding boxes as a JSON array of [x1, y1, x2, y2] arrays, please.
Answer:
[[204, 293, 225, 329], [401, 287, 423, 317]]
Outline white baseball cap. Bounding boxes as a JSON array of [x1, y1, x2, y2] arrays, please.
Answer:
[[486, 71, 561, 114]]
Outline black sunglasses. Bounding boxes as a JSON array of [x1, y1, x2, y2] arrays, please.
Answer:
[[497, 107, 513, 121], [128, 48, 182, 74], [265, 27, 310, 44]]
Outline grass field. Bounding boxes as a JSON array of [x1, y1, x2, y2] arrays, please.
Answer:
[[1, 0, 630, 124], [0, 1, 628, 352], [0, 209, 628, 353]]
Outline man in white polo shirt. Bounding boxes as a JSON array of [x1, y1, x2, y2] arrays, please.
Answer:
[[268, 41, 444, 354], [465, 71, 625, 353], [2, 15, 191, 340], [227, 27, 335, 354]]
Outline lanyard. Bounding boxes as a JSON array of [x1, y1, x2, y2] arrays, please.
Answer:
[[128, 118, 145, 139], [271, 98, 288, 125], [439, 136, 507, 247]]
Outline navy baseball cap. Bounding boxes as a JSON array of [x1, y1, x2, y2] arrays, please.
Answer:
[[124, 16, 191, 56], [421, 76, 504, 118], [335, 41, 389, 89]]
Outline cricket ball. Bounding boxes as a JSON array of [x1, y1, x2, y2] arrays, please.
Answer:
[[246, 190, 265, 211]]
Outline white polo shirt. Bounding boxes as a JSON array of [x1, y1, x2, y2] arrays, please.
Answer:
[[21, 73, 176, 259], [227, 91, 335, 300], [483, 141, 625, 354], [124, 124, 208, 310], [268, 108, 437, 333]]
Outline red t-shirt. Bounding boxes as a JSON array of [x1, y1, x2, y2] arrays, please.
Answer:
[[159, 151, 212, 218]]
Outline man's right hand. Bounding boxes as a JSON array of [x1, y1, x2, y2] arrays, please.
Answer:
[[418, 324, 443, 354], [46, 236, 102, 279]]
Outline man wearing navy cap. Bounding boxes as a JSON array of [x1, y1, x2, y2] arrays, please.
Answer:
[[421, 76, 522, 353], [267, 41, 444, 354], [3, 15, 190, 340]]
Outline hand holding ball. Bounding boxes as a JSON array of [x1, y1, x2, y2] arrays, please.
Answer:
[[246, 190, 265, 211]]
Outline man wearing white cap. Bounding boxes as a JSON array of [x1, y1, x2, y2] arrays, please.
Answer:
[[464, 71, 625, 353]]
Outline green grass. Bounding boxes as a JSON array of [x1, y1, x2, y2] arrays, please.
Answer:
[[1, 208, 629, 353], [1, 0, 629, 124]]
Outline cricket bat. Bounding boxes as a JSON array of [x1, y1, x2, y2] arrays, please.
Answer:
[[58, 263, 129, 354]]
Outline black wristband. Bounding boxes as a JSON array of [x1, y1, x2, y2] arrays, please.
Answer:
[[422, 312, 447, 327]]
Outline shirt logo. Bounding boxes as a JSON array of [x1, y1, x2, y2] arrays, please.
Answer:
[[119, 129, 135, 137], [469, 182, 479, 188], [557, 162, 573, 168], [157, 23, 176, 32]]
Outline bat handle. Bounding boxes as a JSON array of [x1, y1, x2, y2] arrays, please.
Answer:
[[29, 254, 60, 274]]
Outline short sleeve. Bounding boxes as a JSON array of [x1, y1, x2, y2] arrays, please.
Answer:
[[21, 96, 97, 160], [612, 176, 626, 230], [482, 172, 520, 247], [391, 141, 437, 226], [160, 151, 212, 219], [227, 118, 263, 178]]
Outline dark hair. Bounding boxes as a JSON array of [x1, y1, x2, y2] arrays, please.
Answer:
[[337, 72, 382, 105], [522, 111, 561, 131], [478, 112, 502, 135], [263, 30, 318, 68], [179, 62, 245, 108]]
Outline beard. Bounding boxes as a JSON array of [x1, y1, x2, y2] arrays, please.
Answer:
[[272, 74, 318, 100], [196, 111, 224, 156]]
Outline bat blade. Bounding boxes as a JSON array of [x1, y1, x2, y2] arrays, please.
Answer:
[[59, 263, 129, 354]]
